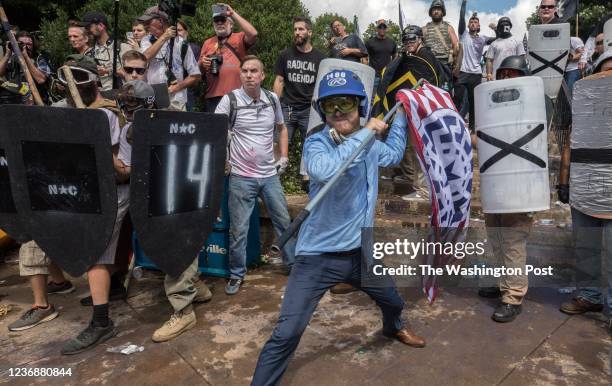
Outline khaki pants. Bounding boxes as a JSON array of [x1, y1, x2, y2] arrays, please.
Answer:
[[399, 144, 429, 198], [164, 257, 200, 313], [484, 213, 533, 305], [19, 241, 49, 276]]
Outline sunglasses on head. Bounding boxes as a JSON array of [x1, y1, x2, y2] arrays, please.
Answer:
[[124, 66, 146, 75], [57, 66, 98, 85], [540, 4, 556, 9], [319, 96, 359, 115]]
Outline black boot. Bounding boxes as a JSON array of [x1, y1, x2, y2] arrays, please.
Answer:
[[492, 303, 522, 323]]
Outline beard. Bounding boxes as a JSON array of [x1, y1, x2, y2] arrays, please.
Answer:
[[432, 15, 443, 22], [215, 28, 231, 38], [294, 35, 308, 47], [67, 81, 98, 107]]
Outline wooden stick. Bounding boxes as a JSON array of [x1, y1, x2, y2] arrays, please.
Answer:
[[61, 66, 85, 108], [0, 3, 44, 106]]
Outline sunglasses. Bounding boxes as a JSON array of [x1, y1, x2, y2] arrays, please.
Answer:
[[319, 96, 359, 115], [57, 66, 98, 85], [119, 97, 149, 112], [539, 5, 556, 10], [213, 17, 227, 24], [596, 40, 604, 46], [377, 25, 388, 29], [124, 66, 146, 75]]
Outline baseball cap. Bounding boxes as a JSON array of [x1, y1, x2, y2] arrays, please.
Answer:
[[122, 80, 155, 100], [137, 6, 169, 23], [81, 11, 108, 27], [64, 54, 99, 75], [376, 19, 387, 28]]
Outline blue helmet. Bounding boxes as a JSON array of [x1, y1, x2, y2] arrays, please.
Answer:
[[314, 69, 368, 120]]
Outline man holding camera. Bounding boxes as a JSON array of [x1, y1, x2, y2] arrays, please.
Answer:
[[139, 6, 201, 111], [0, 31, 52, 104], [80, 11, 125, 91], [199, 3, 258, 113]]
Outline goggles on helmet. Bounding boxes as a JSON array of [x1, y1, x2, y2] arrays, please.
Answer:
[[318, 96, 360, 115]]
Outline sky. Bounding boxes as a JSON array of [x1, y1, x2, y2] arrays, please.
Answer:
[[302, 0, 541, 39]]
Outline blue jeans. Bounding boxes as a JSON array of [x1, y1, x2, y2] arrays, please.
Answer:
[[571, 207, 612, 310], [564, 69, 581, 98], [251, 250, 404, 386], [282, 104, 311, 145], [229, 174, 295, 279]]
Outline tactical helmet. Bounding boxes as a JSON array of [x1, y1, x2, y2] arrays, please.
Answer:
[[496, 55, 531, 78], [315, 70, 368, 120], [402, 25, 423, 42], [429, 0, 446, 17]]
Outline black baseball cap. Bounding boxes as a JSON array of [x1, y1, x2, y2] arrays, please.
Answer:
[[81, 11, 108, 27]]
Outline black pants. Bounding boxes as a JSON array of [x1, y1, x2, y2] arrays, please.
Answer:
[[455, 72, 482, 132]]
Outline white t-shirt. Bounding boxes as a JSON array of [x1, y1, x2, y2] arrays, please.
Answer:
[[566, 36, 585, 72], [140, 35, 200, 105], [460, 31, 492, 74], [99, 108, 121, 146], [215, 87, 284, 178], [485, 36, 526, 79], [118, 123, 132, 166]]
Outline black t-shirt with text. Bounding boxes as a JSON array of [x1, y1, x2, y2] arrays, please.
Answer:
[[275, 46, 326, 108], [366, 36, 397, 75]]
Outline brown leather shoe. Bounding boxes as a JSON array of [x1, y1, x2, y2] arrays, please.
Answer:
[[383, 328, 426, 348], [560, 297, 603, 315], [330, 283, 358, 294]]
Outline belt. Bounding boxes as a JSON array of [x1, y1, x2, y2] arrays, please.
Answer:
[[325, 248, 361, 257]]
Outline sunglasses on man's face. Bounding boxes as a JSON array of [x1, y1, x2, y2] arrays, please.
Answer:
[[596, 40, 604, 46], [213, 17, 227, 24], [540, 5, 556, 10], [319, 96, 359, 115], [124, 66, 146, 75]]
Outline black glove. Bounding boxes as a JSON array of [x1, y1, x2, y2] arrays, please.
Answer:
[[556, 184, 569, 204]]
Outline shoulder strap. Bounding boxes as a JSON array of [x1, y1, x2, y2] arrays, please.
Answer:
[[433, 24, 450, 51], [220, 35, 242, 61], [262, 89, 278, 118], [180, 41, 189, 78], [227, 91, 238, 128], [306, 122, 327, 138]]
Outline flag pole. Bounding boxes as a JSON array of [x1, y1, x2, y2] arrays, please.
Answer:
[[575, 0, 579, 36]]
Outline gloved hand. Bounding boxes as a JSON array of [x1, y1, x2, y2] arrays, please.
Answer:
[[276, 157, 289, 175], [556, 184, 569, 204]]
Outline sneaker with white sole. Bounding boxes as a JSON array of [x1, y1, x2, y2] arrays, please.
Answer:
[[152, 311, 196, 342], [8, 305, 59, 331], [225, 279, 242, 295]]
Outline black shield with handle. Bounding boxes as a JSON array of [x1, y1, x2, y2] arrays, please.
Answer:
[[130, 110, 227, 277], [1, 105, 118, 276]]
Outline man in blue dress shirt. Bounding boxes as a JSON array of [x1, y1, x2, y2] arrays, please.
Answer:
[[251, 70, 426, 386]]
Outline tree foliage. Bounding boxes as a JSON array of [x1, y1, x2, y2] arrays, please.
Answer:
[[311, 13, 354, 53]]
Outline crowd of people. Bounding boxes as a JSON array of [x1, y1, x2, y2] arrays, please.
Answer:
[[1, 0, 611, 384]]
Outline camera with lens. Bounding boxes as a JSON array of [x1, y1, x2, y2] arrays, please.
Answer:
[[209, 55, 223, 75]]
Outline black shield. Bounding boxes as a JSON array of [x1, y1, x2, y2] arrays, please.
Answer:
[[130, 110, 227, 277], [1, 105, 118, 276], [0, 142, 30, 242]]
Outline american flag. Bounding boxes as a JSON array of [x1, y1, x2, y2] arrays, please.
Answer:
[[396, 82, 473, 302]]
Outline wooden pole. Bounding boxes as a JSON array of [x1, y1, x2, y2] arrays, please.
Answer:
[[61, 66, 85, 108], [0, 2, 44, 106]]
